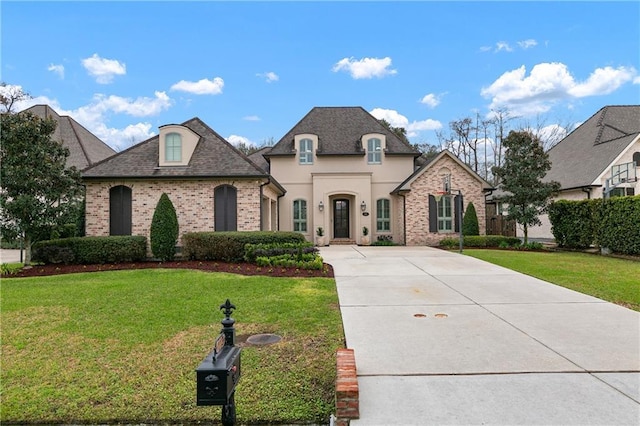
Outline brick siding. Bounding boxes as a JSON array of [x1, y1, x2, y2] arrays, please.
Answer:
[[404, 156, 486, 246], [85, 179, 263, 245]]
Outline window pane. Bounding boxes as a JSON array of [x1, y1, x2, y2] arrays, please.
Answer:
[[166, 133, 182, 162], [293, 199, 307, 233], [300, 139, 313, 164], [367, 138, 381, 164]]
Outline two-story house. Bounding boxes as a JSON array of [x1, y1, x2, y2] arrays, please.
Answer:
[[82, 107, 491, 247], [263, 107, 491, 245]]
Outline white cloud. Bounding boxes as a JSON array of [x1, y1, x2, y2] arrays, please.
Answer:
[[481, 62, 638, 116], [370, 108, 409, 128], [243, 115, 261, 121], [92, 122, 155, 151], [47, 63, 65, 79], [495, 42, 513, 52], [634, 76, 640, 84], [257, 72, 279, 83], [227, 135, 255, 147], [568, 66, 637, 97], [332, 57, 397, 79], [517, 39, 538, 49], [369, 108, 442, 138], [90, 91, 172, 117], [171, 77, 224, 95], [81, 53, 126, 84], [420, 93, 441, 108]]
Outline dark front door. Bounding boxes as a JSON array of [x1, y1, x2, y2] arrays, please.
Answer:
[[334, 199, 350, 238]]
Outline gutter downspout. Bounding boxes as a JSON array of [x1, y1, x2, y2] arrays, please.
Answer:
[[581, 187, 592, 199], [259, 181, 266, 231]]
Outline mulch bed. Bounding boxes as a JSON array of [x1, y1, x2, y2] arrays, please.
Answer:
[[4, 260, 334, 279]]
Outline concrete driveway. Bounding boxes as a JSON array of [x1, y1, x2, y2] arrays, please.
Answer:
[[320, 246, 640, 425]]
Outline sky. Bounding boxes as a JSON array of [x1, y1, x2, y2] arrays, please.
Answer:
[[2, 1, 639, 152]]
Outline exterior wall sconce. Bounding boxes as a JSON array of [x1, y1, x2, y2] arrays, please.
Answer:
[[318, 201, 324, 211], [361, 201, 367, 211]]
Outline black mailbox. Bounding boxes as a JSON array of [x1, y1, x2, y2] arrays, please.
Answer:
[[196, 344, 241, 405], [196, 299, 241, 426]]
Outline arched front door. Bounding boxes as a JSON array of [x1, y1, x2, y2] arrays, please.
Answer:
[[333, 199, 350, 238]]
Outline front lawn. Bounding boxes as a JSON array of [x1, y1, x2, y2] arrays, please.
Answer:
[[464, 250, 640, 311], [1, 269, 343, 424]]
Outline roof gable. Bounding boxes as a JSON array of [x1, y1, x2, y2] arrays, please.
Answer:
[[82, 117, 271, 179], [545, 105, 640, 189], [393, 149, 492, 193], [21, 104, 116, 171], [266, 107, 419, 157]]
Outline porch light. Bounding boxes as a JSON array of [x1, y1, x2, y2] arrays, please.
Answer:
[[361, 201, 367, 211], [318, 201, 324, 211]]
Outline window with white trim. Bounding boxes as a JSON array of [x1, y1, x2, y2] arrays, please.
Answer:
[[165, 133, 182, 162], [299, 138, 313, 164], [437, 196, 453, 232], [367, 138, 381, 164], [293, 199, 307, 232], [376, 199, 391, 232]]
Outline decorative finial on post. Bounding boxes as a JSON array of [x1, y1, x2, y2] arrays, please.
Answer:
[[219, 299, 236, 347]]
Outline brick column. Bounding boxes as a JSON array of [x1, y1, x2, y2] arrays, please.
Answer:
[[335, 348, 359, 425]]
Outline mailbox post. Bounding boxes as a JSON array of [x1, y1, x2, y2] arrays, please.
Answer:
[[196, 299, 242, 426]]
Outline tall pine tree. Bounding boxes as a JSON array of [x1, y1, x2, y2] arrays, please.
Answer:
[[492, 130, 560, 244]]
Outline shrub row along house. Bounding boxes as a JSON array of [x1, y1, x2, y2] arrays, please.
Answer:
[[81, 106, 491, 247]]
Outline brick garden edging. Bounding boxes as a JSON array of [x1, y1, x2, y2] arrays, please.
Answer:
[[335, 348, 359, 425]]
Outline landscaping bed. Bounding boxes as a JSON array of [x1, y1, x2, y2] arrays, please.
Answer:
[[4, 260, 334, 279]]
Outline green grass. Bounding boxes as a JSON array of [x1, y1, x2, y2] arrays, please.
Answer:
[[465, 250, 640, 311], [1, 269, 343, 424]]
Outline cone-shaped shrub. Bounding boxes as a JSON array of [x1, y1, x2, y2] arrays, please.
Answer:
[[150, 193, 179, 261], [462, 202, 480, 236]]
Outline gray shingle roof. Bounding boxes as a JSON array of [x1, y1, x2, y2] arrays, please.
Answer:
[[82, 117, 273, 180], [265, 107, 420, 157], [247, 146, 271, 173], [21, 104, 116, 171], [545, 105, 640, 189]]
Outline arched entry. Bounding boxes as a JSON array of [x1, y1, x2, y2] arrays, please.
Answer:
[[333, 198, 350, 238]]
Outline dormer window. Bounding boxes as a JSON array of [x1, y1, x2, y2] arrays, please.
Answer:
[[165, 133, 182, 162], [367, 137, 382, 164], [300, 138, 313, 164]]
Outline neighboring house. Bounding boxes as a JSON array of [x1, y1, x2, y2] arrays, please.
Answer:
[[82, 118, 285, 245], [21, 104, 116, 170], [263, 107, 491, 245], [524, 105, 640, 240]]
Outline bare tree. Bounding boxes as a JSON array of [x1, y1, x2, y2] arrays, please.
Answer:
[[0, 83, 31, 113], [519, 113, 576, 152]]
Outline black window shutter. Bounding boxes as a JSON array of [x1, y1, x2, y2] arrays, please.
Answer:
[[454, 194, 463, 233], [428, 195, 437, 233], [215, 185, 237, 231], [109, 185, 132, 236]]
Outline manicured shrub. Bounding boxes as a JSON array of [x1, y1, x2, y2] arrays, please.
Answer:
[[439, 235, 521, 249], [462, 202, 480, 236], [244, 242, 316, 263], [150, 193, 179, 261], [549, 199, 600, 248], [182, 231, 306, 262], [596, 195, 640, 255], [32, 236, 147, 264]]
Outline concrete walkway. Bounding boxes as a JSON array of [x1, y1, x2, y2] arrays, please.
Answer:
[[320, 246, 640, 425]]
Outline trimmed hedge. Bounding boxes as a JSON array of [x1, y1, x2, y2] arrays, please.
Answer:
[[549, 199, 600, 249], [182, 231, 306, 262], [596, 196, 640, 255], [32, 236, 147, 264], [440, 235, 521, 249], [244, 242, 317, 263], [549, 196, 640, 255]]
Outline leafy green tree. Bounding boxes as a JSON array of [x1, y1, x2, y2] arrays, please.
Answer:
[[1, 112, 82, 264], [462, 202, 480, 236], [150, 193, 179, 261], [492, 130, 560, 244]]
